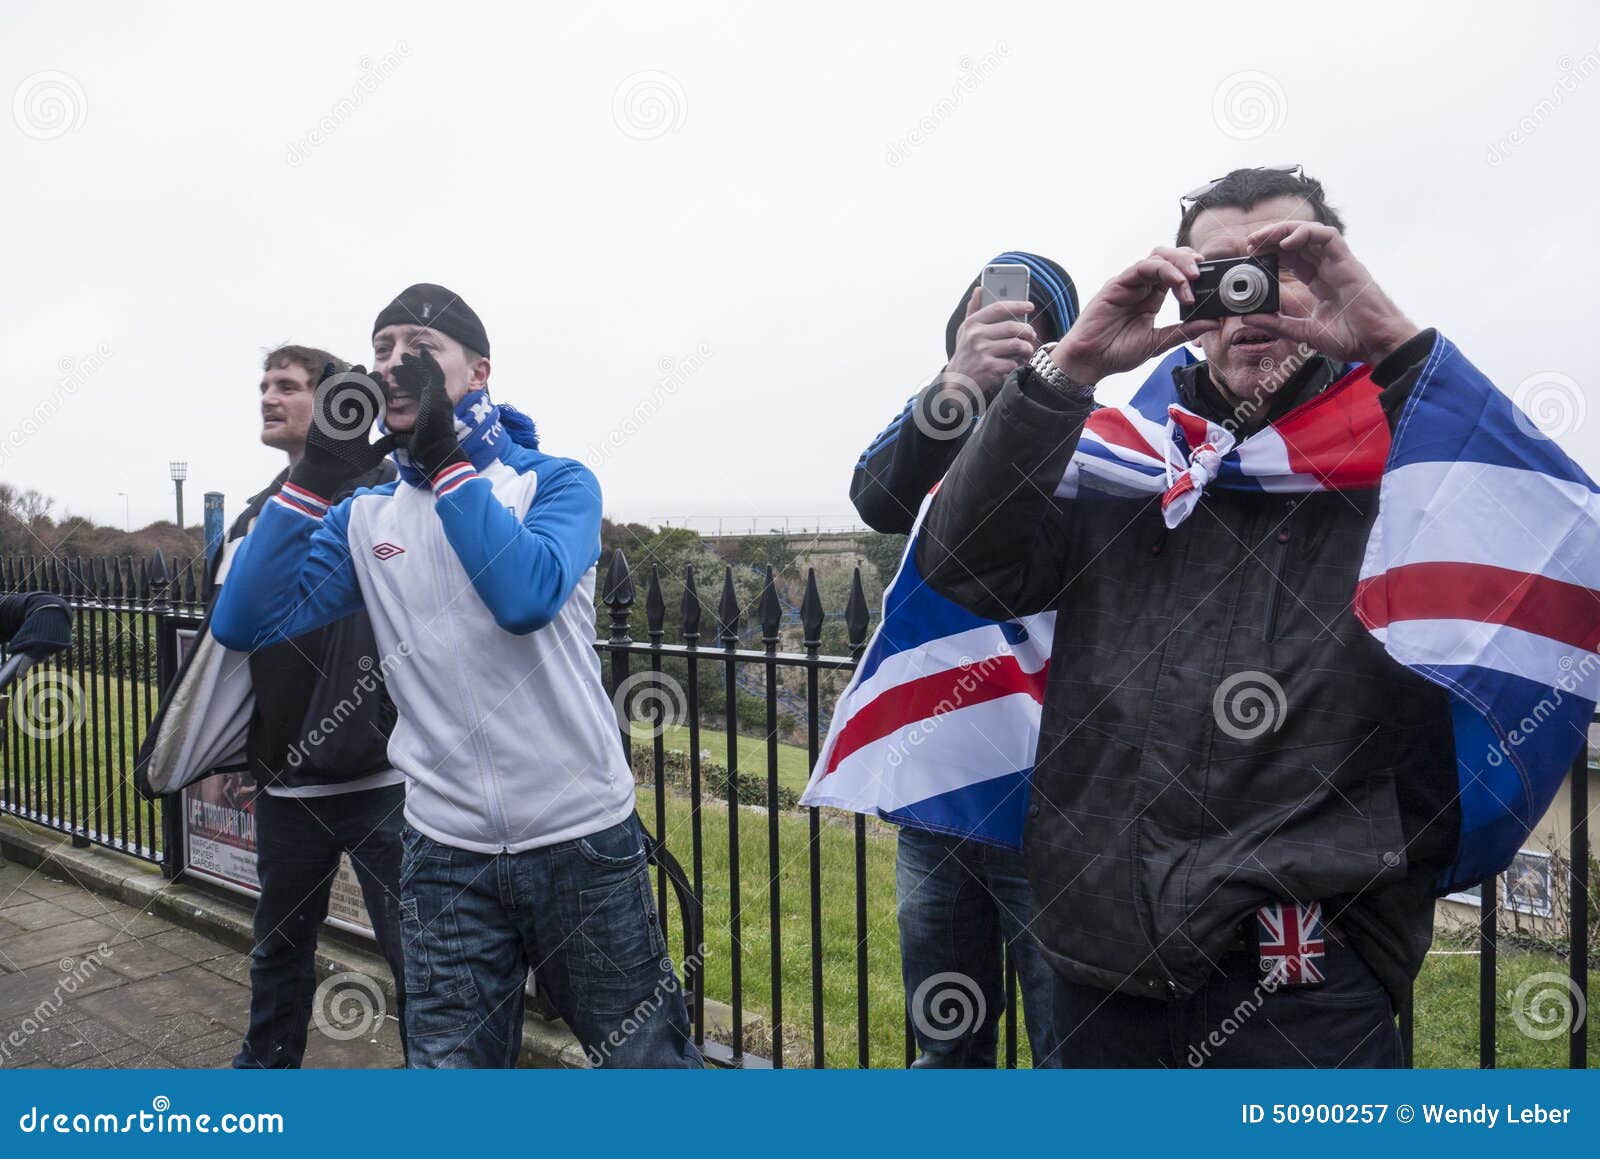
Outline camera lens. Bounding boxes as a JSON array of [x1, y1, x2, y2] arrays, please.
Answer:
[[1220, 262, 1270, 314]]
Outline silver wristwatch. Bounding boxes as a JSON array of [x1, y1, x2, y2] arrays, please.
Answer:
[[1030, 344, 1095, 400]]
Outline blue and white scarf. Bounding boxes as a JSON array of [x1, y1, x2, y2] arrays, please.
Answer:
[[389, 389, 539, 488]]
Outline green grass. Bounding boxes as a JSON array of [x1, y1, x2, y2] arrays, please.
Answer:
[[631, 720, 817, 797], [1412, 943, 1598, 1067], [638, 778, 1592, 1069], [2, 668, 163, 854], [638, 786, 916, 1068]]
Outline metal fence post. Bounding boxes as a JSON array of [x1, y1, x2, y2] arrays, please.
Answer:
[[150, 554, 186, 880]]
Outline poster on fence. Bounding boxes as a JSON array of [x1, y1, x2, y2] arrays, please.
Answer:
[[175, 628, 375, 936]]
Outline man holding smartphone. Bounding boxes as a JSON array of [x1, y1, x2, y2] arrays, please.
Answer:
[[211, 286, 700, 1069], [850, 252, 1077, 1067], [916, 168, 1463, 1067]]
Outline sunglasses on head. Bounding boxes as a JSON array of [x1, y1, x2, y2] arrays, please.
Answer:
[[1180, 163, 1304, 209]]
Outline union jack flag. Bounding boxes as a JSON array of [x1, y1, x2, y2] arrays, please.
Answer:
[[1257, 901, 1327, 987], [804, 335, 1600, 894]]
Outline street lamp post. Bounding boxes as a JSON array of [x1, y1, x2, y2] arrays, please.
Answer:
[[115, 491, 130, 532], [169, 461, 188, 529]]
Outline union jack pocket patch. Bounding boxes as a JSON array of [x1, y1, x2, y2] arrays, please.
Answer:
[[1257, 901, 1326, 987]]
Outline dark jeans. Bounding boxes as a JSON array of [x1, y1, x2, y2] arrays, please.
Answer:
[[399, 812, 701, 1069], [1041, 936, 1403, 1068], [895, 826, 1056, 1068], [233, 782, 407, 1069]]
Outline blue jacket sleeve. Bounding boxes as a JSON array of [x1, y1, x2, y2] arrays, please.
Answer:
[[209, 487, 365, 650], [431, 458, 602, 635]]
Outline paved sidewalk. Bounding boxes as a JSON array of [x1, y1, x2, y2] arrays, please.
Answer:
[[0, 855, 404, 1069]]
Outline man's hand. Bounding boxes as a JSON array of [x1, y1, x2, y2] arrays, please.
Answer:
[[944, 287, 1038, 397], [390, 348, 468, 479], [1238, 221, 1419, 368], [1049, 247, 1221, 387], [287, 363, 394, 499]]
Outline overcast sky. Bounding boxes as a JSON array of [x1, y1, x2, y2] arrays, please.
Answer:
[[4, 0, 1597, 536]]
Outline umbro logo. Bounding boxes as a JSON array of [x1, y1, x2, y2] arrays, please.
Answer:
[[372, 542, 406, 560]]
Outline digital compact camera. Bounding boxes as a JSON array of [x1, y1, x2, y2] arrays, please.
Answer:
[[1179, 253, 1279, 322]]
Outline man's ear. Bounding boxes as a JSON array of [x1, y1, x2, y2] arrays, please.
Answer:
[[470, 355, 491, 392]]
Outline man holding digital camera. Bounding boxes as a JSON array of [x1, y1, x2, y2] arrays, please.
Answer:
[[917, 167, 1463, 1067]]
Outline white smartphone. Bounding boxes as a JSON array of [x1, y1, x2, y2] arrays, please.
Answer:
[[979, 263, 1031, 318]]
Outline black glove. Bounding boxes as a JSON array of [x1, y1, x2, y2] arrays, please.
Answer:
[[0, 593, 72, 658], [287, 362, 395, 499], [390, 348, 468, 479]]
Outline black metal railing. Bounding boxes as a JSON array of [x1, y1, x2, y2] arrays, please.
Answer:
[[0, 548, 1593, 1069], [0, 553, 209, 863]]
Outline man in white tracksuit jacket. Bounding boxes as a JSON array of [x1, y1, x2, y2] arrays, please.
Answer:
[[213, 284, 701, 1068]]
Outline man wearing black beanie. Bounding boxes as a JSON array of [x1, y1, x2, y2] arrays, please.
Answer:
[[213, 284, 701, 1068]]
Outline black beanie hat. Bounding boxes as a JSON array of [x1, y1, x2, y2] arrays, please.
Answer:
[[944, 252, 1078, 360], [373, 283, 491, 358]]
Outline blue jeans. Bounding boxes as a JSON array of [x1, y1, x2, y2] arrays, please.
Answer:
[[399, 812, 702, 1069], [234, 783, 408, 1069], [895, 826, 1056, 1067], [1039, 936, 1402, 1068]]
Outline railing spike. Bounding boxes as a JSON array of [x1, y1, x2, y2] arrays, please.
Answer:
[[800, 568, 824, 654], [603, 549, 634, 645], [680, 564, 701, 644], [845, 566, 870, 655], [759, 566, 781, 647], [717, 565, 741, 649], [645, 565, 665, 643], [603, 547, 634, 609]]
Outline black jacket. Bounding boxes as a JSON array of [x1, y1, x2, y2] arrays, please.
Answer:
[[135, 462, 398, 799], [915, 331, 1458, 1006], [229, 464, 398, 791], [0, 592, 72, 658], [850, 376, 971, 535]]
